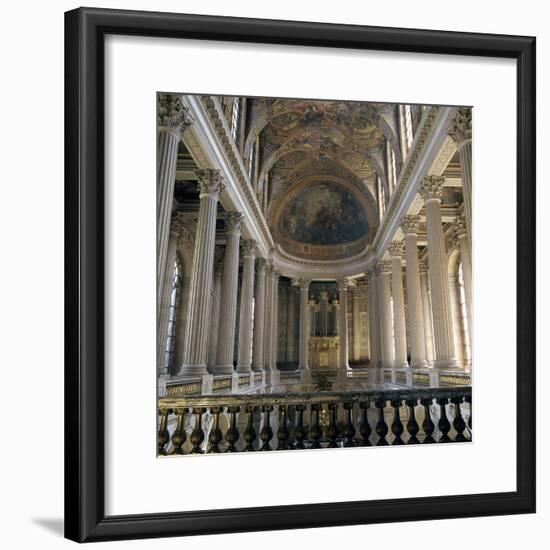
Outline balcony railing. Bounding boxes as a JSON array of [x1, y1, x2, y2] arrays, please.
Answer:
[[158, 386, 471, 455]]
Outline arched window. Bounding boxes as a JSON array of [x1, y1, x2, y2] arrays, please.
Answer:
[[230, 97, 240, 141], [164, 260, 180, 373]]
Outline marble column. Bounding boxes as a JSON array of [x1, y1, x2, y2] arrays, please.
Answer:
[[388, 241, 409, 368], [352, 287, 362, 362], [419, 261, 436, 365], [420, 176, 459, 369], [297, 279, 311, 371], [157, 95, 193, 321], [214, 212, 243, 374], [400, 215, 429, 368], [448, 272, 465, 367], [179, 169, 225, 377], [449, 108, 472, 246], [207, 250, 224, 373], [377, 261, 394, 368], [236, 240, 257, 373], [252, 258, 267, 372], [453, 216, 472, 335], [286, 286, 297, 364], [270, 269, 280, 370], [262, 264, 274, 371], [157, 229, 179, 376], [367, 271, 380, 367], [338, 281, 351, 370]]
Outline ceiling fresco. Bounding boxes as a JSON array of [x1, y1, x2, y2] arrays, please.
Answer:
[[278, 182, 369, 246]]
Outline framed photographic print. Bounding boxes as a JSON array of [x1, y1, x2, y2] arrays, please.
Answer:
[[65, 7, 536, 543]]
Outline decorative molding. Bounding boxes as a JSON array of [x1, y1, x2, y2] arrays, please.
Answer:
[[241, 239, 257, 257], [419, 175, 445, 202], [196, 168, 225, 197], [222, 211, 243, 233]]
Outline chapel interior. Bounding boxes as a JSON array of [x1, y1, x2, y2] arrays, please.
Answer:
[[156, 94, 472, 452]]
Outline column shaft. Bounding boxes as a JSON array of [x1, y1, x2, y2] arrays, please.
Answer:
[[270, 271, 280, 370], [377, 262, 394, 368], [286, 286, 296, 364], [367, 272, 380, 367], [338, 282, 350, 370], [252, 259, 267, 372], [352, 290, 362, 362], [262, 266, 273, 371], [207, 264, 223, 372], [298, 280, 310, 370], [388, 242, 408, 368], [420, 264, 436, 364], [236, 241, 256, 372]]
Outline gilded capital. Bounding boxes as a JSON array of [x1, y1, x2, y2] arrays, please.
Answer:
[[158, 93, 194, 133], [419, 175, 444, 202], [196, 169, 225, 198], [448, 107, 472, 146], [400, 214, 421, 235]]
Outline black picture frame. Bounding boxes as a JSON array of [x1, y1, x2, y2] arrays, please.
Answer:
[[65, 7, 536, 543]]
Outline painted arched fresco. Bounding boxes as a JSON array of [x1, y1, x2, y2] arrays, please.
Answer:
[[278, 182, 369, 246]]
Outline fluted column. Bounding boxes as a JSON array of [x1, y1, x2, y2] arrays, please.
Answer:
[[236, 240, 257, 373], [157, 94, 193, 319], [453, 216, 472, 335], [449, 108, 472, 246], [207, 247, 224, 372], [388, 241, 408, 368], [352, 287, 362, 362], [297, 279, 311, 371], [419, 261, 436, 364], [401, 215, 429, 368], [252, 258, 267, 372], [270, 269, 280, 370], [214, 212, 243, 374], [420, 176, 459, 369], [157, 229, 179, 376], [262, 264, 274, 371], [286, 286, 296, 364], [338, 281, 350, 370], [377, 261, 394, 368], [179, 169, 225, 376], [367, 271, 380, 367]]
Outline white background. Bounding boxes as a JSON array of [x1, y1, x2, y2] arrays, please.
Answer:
[[0, 0, 547, 548], [105, 35, 516, 515]]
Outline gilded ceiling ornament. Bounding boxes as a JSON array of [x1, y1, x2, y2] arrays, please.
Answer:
[[400, 214, 421, 235], [448, 108, 472, 145], [419, 175, 445, 201], [158, 93, 194, 132], [195, 168, 225, 197]]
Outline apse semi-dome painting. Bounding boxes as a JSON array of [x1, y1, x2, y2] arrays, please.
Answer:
[[278, 183, 369, 246]]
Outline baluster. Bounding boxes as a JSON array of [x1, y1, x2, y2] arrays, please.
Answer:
[[260, 405, 274, 451], [420, 398, 436, 443], [450, 396, 467, 442], [358, 401, 372, 446], [309, 403, 322, 449], [465, 395, 472, 432], [158, 407, 171, 455], [225, 406, 240, 452], [293, 404, 306, 449], [342, 402, 356, 447], [437, 398, 451, 442], [277, 405, 290, 450], [189, 408, 206, 454], [405, 399, 420, 444], [375, 400, 389, 446], [171, 407, 187, 455], [390, 400, 404, 445], [326, 402, 340, 448], [207, 407, 223, 453], [243, 405, 257, 451]]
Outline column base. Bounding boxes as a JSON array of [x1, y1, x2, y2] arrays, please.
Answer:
[[251, 365, 264, 373], [236, 364, 252, 373], [211, 364, 235, 375], [393, 360, 410, 369], [178, 364, 208, 377], [434, 358, 460, 370], [411, 359, 429, 369]]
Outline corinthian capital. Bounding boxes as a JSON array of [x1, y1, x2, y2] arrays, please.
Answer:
[[196, 169, 225, 198], [256, 258, 267, 271], [293, 277, 310, 291], [419, 176, 444, 202], [376, 260, 392, 275], [448, 107, 472, 146], [241, 239, 257, 257], [388, 240, 404, 259], [453, 215, 467, 239], [158, 94, 194, 133], [400, 214, 421, 235], [223, 211, 243, 233]]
